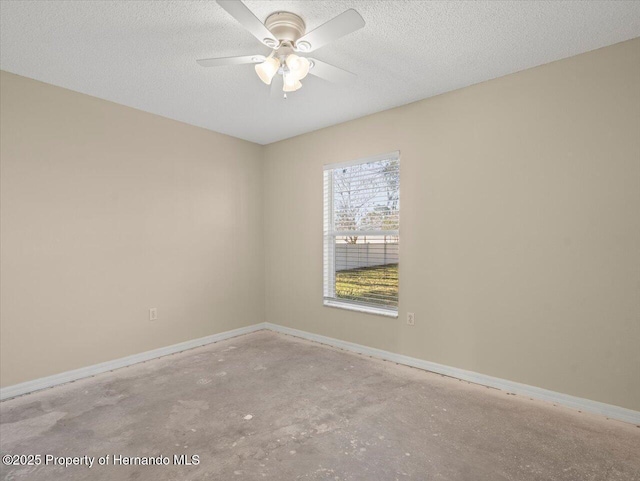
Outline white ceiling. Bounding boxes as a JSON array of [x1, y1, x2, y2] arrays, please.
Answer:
[[1, 1, 639, 145]]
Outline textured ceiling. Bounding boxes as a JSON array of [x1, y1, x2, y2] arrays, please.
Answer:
[[1, 1, 640, 144]]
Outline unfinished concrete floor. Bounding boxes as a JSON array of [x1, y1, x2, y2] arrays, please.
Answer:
[[1, 330, 639, 480]]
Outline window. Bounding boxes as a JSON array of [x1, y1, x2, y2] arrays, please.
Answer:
[[323, 152, 400, 317]]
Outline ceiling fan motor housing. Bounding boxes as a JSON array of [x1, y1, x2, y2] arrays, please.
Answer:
[[265, 12, 306, 44]]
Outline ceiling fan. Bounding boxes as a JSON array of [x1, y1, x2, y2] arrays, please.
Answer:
[[197, 0, 365, 98]]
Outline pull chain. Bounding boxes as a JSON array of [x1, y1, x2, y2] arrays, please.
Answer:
[[282, 71, 288, 99]]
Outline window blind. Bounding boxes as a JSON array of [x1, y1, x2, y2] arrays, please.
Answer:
[[323, 152, 400, 314]]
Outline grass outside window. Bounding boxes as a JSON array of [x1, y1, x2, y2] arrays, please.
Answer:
[[335, 264, 398, 309]]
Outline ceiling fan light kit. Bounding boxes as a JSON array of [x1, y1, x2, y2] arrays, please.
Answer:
[[283, 77, 302, 93], [286, 54, 310, 80], [255, 54, 279, 85], [197, 0, 365, 98]]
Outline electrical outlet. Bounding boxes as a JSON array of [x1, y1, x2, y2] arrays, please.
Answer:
[[149, 308, 158, 321], [407, 312, 415, 326]]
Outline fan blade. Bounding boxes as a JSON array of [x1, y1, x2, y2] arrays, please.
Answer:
[[307, 58, 356, 84], [196, 55, 265, 67], [216, 0, 278, 47], [296, 9, 364, 52]]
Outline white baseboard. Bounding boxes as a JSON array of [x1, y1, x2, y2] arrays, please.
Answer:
[[0, 323, 266, 401], [264, 322, 640, 425], [3, 321, 638, 425]]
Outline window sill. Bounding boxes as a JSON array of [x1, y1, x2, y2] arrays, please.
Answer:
[[323, 300, 398, 318]]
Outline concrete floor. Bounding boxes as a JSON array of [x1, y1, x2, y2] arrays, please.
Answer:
[[1, 330, 639, 481]]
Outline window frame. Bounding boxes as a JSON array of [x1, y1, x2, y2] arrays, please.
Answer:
[[323, 151, 400, 318]]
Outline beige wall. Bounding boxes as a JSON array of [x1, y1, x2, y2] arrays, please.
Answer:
[[263, 39, 640, 411], [0, 71, 264, 387], [2, 39, 639, 411]]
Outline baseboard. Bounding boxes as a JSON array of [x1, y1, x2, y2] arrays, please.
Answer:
[[0, 323, 266, 401], [264, 322, 640, 425], [4, 321, 638, 425]]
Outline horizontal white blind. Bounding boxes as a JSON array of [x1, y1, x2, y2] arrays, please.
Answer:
[[323, 153, 399, 312]]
